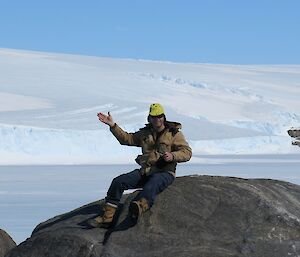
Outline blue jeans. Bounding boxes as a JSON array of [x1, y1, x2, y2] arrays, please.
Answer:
[[105, 169, 175, 207]]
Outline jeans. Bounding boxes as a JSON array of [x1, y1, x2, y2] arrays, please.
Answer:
[[105, 169, 175, 207]]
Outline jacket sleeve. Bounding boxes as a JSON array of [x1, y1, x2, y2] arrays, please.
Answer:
[[171, 131, 192, 162], [110, 123, 141, 147]]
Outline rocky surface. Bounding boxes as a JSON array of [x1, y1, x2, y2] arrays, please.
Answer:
[[288, 128, 300, 138], [288, 128, 300, 146], [6, 175, 300, 257], [0, 229, 16, 257]]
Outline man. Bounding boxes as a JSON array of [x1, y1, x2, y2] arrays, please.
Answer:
[[88, 103, 192, 228]]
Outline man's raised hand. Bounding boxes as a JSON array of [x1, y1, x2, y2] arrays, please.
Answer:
[[97, 112, 115, 127]]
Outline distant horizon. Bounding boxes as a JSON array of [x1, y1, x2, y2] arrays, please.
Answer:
[[1, 1, 300, 65], [1, 47, 300, 66]]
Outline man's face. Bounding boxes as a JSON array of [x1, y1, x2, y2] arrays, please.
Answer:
[[149, 114, 165, 131]]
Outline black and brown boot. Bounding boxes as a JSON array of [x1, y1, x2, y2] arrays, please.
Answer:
[[129, 198, 149, 220], [87, 203, 117, 228]]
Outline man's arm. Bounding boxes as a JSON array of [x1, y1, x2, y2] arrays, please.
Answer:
[[110, 123, 141, 146], [170, 131, 192, 162], [97, 112, 141, 147]]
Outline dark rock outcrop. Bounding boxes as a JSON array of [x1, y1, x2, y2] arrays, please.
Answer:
[[288, 128, 300, 138], [6, 176, 300, 257], [288, 128, 300, 146], [0, 229, 16, 257]]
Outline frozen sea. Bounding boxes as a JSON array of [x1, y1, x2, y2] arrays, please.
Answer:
[[1, 154, 300, 244]]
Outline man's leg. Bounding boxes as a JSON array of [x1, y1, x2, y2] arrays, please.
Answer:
[[105, 169, 146, 206], [88, 169, 145, 228], [130, 172, 175, 219]]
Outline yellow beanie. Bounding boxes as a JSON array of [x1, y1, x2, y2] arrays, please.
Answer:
[[149, 103, 164, 116]]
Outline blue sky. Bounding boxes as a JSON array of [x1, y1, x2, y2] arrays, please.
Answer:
[[0, 0, 299, 64]]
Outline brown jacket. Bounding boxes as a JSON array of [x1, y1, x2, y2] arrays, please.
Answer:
[[110, 121, 192, 176]]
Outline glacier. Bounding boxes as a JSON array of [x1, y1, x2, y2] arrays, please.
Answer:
[[0, 48, 300, 165]]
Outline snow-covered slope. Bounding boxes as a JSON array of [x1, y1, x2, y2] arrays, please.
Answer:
[[0, 48, 299, 164]]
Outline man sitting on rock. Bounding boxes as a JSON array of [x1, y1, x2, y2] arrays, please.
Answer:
[[88, 103, 192, 228]]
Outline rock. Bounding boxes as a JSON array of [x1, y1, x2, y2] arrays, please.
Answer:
[[288, 128, 300, 138], [288, 128, 300, 147], [6, 176, 300, 257], [0, 229, 16, 257], [292, 140, 300, 146]]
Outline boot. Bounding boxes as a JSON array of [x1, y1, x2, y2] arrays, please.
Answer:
[[87, 203, 117, 228], [129, 198, 149, 220]]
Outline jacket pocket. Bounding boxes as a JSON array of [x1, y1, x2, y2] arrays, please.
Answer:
[[157, 142, 171, 154], [135, 154, 148, 167], [141, 135, 155, 153], [135, 151, 160, 167]]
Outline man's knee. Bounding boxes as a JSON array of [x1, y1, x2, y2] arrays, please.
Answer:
[[111, 174, 125, 187], [111, 171, 139, 189]]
